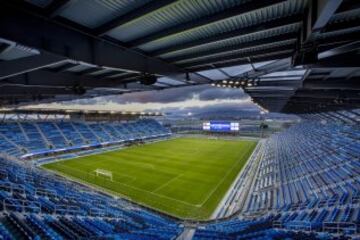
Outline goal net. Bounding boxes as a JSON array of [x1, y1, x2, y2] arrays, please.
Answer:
[[94, 169, 113, 181]]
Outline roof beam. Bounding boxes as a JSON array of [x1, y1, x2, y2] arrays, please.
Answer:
[[0, 85, 78, 96], [257, 80, 302, 88], [3, 69, 132, 89], [75, 67, 103, 76], [45, 0, 73, 18], [167, 32, 298, 63], [47, 62, 78, 72], [151, 14, 302, 57], [312, 0, 343, 33], [324, 16, 360, 33], [304, 0, 343, 43], [311, 51, 360, 68], [94, 71, 122, 79], [318, 40, 360, 59], [0, 42, 10, 53], [95, 0, 177, 36], [234, 58, 293, 79], [129, 0, 286, 47], [260, 75, 304, 79], [245, 87, 296, 92], [178, 42, 295, 67], [0, 3, 210, 84], [1, 70, 191, 96], [189, 52, 293, 72], [183, 44, 294, 69], [294, 89, 360, 98], [336, 0, 360, 12], [293, 0, 343, 65], [0, 52, 67, 80]]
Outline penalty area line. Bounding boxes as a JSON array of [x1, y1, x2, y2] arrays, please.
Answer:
[[48, 161, 198, 208]]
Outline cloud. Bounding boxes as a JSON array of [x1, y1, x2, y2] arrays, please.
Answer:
[[67, 84, 248, 105], [26, 84, 260, 115], [162, 102, 259, 117]]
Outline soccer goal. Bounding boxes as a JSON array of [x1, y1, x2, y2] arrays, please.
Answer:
[[94, 169, 113, 181]]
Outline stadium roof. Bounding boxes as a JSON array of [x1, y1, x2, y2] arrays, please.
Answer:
[[0, 0, 359, 113]]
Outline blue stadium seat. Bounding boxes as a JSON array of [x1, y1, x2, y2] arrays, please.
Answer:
[[0, 118, 358, 239]]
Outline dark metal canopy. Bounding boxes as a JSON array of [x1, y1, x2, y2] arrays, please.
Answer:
[[0, 0, 359, 113], [0, 108, 162, 116]]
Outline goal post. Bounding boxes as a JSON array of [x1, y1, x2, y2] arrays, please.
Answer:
[[94, 169, 113, 181]]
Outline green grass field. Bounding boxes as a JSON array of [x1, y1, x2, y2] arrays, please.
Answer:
[[42, 138, 256, 219]]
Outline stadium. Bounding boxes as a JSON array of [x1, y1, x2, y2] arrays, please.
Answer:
[[0, 0, 359, 239]]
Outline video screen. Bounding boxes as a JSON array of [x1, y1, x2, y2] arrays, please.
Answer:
[[203, 121, 239, 132]]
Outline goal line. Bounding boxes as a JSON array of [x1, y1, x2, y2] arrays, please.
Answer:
[[94, 168, 113, 181]]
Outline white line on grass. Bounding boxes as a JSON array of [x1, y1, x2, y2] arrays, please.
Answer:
[[131, 162, 155, 170], [152, 174, 183, 193], [197, 142, 252, 207], [49, 161, 198, 207], [44, 139, 255, 215], [211, 141, 260, 218], [52, 162, 136, 182]]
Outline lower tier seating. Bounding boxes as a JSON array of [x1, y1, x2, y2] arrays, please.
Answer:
[[0, 156, 182, 239], [0, 118, 359, 239]]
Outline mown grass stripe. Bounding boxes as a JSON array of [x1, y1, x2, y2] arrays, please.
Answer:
[[43, 137, 256, 220]]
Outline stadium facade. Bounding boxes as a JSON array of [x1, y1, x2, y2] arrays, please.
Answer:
[[0, 0, 359, 239]]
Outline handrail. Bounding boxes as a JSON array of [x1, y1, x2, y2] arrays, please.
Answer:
[[4, 198, 41, 213], [323, 221, 357, 234]]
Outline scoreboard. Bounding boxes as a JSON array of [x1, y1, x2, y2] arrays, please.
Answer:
[[203, 121, 239, 132]]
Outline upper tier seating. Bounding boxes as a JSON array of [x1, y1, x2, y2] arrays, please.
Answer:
[[242, 121, 360, 235], [0, 118, 358, 239], [0, 119, 171, 158]]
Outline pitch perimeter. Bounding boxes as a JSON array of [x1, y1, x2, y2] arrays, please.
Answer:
[[43, 138, 257, 220]]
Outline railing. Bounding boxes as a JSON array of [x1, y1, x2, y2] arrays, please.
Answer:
[[0, 182, 25, 194], [272, 220, 282, 228], [323, 222, 357, 235], [55, 204, 81, 215], [4, 198, 41, 213], [284, 220, 312, 231], [35, 188, 57, 197], [0, 169, 8, 179]]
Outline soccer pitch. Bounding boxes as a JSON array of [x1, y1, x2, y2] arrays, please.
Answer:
[[43, 138, 257, 219]]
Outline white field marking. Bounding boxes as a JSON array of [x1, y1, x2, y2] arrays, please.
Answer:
[[82, 159, 109, 167], [152, 174, 184, 193], [99, 159, 156, 172], [133, 162, 155, 170], [46, 138, 253, 210], [37, 137, 172, 166], [54, 161, 136, 182], [211, 140, 261, 218], [44, 167, 200, 220], [79, 155, 155, 171], [49, 161, 198, 207], [197, 142, 253, 207]]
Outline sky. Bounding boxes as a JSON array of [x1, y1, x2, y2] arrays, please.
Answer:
[[28, 84, 261, 116], [24, 62, 288, 116]]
